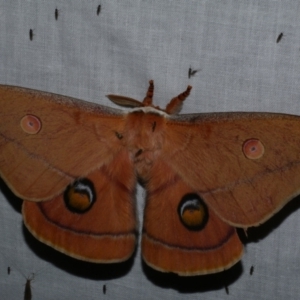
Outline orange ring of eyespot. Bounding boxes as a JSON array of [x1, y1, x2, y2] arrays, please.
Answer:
[[242, 139, 264, 159], [181, 205, 206, 228], [20, 115, 41, 134]]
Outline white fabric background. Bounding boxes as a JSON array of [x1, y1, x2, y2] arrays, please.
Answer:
[[1, 0, 300, 299]]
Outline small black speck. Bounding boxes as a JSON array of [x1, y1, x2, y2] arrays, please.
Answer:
[[29, 29, 34, 41], [115, 131, 123, 139], [276, 32, 283, 43], [97, 5, 101, 15], [55, 8, 59, 20]]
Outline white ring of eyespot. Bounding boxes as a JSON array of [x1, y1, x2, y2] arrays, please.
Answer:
[[180, 198, 200, 217], [73, 181, 94, 204]]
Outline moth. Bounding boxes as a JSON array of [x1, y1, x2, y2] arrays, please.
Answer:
[[188, 66, 200, 78], [225, 285, 229, 295], [97, 5, 101, 15], [24, 273, 34, 300], [276, 32, 283, 43], [55, 8, 59, 20], [29, 29, 34, 41], [1, 80, 300, 276]]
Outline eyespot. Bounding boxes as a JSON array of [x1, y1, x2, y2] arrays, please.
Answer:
[[64, 178, 96, 213], [20, 115, 41, 134], [242, 139, 264, 159], [178, 194, 208, 231]]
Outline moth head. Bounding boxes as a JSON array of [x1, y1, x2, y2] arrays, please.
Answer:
[[106, 80, 192, 115]]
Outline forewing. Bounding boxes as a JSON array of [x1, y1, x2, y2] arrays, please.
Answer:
[[0, 85, 126, 201], [163, 112, 300, 227]]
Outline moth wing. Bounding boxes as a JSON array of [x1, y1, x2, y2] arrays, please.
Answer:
[[22, 149, 137, 262], [163, 112, 300, 227], [142, 159, 243, 275], [0, 85, 126, 201]]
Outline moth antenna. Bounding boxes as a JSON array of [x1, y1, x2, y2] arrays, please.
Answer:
[[165, 85, 192, 115], [142, 80, 154, 106]]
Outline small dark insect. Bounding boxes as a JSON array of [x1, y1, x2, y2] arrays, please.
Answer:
[[29, 29, 34, 41], [97, 5, 101, 15], [225, 285, 229, 295], [188, 66, 200, 78], [55, 8, 59, 20], [7, 267, 10, 275], [250, 265, 254, 275], [103, 284, 106, 294], [24, 273, 35, 300], [276, 32, 284, 43]]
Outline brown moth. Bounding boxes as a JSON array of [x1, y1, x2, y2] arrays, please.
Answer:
[[1, 81, 300, 276]]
